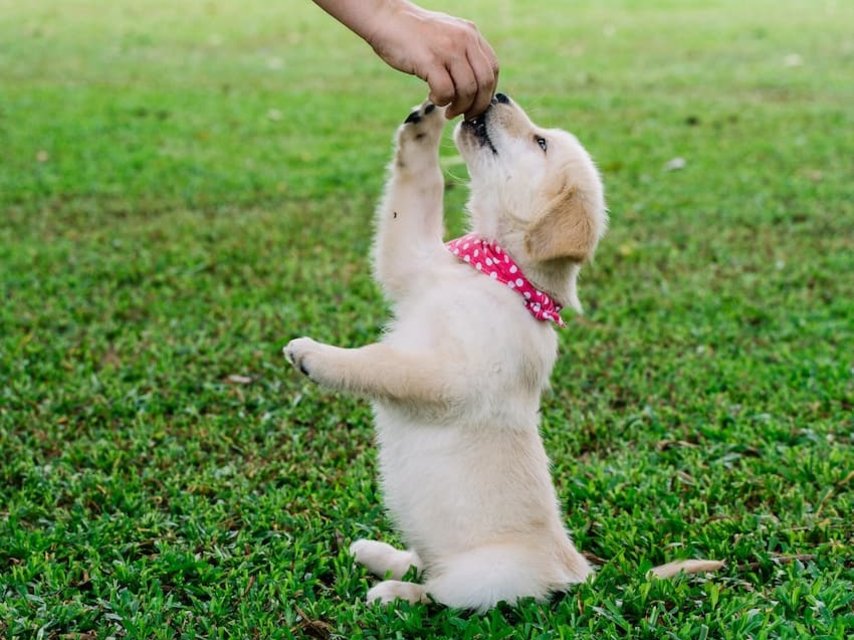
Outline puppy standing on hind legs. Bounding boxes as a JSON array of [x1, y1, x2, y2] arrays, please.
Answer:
[[285, 95, 607, 610]]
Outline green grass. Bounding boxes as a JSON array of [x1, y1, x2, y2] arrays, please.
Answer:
[[1, 0, 852, 637]]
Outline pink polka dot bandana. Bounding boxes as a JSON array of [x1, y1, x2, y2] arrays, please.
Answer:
[[446, 233, 565, 328]]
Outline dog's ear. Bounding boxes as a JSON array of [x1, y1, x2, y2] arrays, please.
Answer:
[[524, 184, 597, 263]]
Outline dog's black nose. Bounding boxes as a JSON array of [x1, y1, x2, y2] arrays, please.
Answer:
[[494, 92, 510, 104]]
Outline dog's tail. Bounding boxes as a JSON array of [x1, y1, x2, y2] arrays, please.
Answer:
[[555, 534, 595, 583]]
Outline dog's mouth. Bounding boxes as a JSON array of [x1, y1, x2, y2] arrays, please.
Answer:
[[462, 109, 498, 155]]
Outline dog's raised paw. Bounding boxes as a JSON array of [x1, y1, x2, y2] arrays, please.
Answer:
[[403, 109, 422, 125], [395, 101, 444, 170], [398, 100, 444, 144], [403, 101, 438, 125]]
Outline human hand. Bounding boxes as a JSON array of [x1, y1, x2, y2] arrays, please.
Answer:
[[366, 3, 499, 119]]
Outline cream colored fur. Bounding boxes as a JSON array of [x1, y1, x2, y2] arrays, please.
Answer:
[[284, 96, 608, 611]]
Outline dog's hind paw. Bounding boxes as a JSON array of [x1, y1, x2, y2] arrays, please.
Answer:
[[366, 580, 428, 606], [350, 539, 422, 580]]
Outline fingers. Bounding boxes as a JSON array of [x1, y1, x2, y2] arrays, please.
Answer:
[[443, 26, 499, 119], [426, 65, 455, 108], [371, 7, 499, 120], [464, 42, 499, 119], [445, 57, 478, 119]]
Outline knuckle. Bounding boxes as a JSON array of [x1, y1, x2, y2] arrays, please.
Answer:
[[435, 76, 454, 93], [433, 85, 453, 103]]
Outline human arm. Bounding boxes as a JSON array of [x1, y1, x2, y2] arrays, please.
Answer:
[[312, 0, 499, 119]]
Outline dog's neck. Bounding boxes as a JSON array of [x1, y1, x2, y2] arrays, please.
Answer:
[[471, 225, 582, 314], [446, 234, 566, 326], [519, 259, 580, 311], [465, 198, 584, 314]]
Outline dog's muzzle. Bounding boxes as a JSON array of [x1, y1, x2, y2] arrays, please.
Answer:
[[463, 104, 502, 155], [465, 113, 490, 140]]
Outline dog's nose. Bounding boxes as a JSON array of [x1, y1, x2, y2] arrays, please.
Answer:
[[494, 92, 511, 104]]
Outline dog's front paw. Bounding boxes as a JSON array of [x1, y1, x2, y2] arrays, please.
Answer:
[[283, 337, 321, 379], [395, 100, 445, 168]]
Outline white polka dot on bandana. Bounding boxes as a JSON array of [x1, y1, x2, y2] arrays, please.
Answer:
[[445, 233, 565, 327]]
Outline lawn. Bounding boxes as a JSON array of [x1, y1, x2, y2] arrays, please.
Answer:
[[1, 0, 852, 637]]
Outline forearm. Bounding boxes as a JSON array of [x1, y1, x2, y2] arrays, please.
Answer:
[[312, 0, 409, 45]]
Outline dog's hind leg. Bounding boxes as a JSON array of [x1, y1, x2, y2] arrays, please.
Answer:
[[350, 539, 422, 580], [424, 542, 589, 612], [374, 101, 447, 300]]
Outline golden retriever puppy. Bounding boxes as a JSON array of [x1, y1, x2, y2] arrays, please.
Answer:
[[284, 94, 607, 610]]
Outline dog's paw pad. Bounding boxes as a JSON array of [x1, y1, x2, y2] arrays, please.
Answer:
[[403, 101, 438, 126], [283, 337, 318, 379], [397, 101, 444, 155]]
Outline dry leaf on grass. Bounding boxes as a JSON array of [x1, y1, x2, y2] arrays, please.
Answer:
[[664, 157, 687, 171], [783, 53, 803, 68], [649, 559, 725, 578]]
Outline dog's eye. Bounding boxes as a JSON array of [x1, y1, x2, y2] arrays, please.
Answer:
[[535, 136, 548, 152]]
